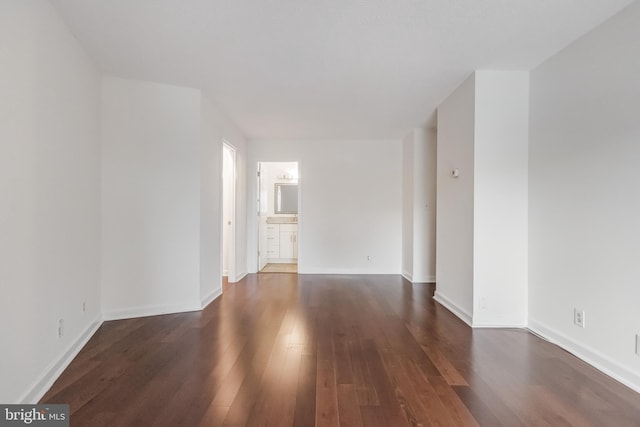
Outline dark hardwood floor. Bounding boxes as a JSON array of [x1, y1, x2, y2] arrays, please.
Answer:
[[41, 274, 640, 426]]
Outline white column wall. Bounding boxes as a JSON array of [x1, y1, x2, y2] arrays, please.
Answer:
[[436, 71, 529, 327], [473, 71, 529, 327], [435, 76, 476, 323], [101, 77, 202, 319]]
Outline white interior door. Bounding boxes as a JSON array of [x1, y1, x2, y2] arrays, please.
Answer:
[[258, 163, 268, 271], [222, 142, 236, 280]]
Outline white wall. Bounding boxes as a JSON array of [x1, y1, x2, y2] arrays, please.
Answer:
[[247, 140, 402, 274], [0, 0, 101, 403], [101, 77, 202, 319], [473, 71, 529, 327], [529, 2, 640, 391], [402, 128, 437, 283], [435, 76, 476, 323]]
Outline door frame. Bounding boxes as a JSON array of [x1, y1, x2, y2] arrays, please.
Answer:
[[257, 163, 268, 271], [256, 161, 301, 273], [222, 140, 236, 282]]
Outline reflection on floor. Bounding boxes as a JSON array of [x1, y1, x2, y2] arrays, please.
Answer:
[[260, 263, 297, 273]]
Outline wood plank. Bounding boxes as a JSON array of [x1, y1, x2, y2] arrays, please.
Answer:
[[359, 405, 391, 427], [265, 345, 304, 427], [337, 384, 364, 427], [316, 308, 339, 427], [453, 385, 504, 427], [347, 334, 380, 406], [360, 339, 410, 427], [292, 354, 317, 427], [429, 376, 480, 427]]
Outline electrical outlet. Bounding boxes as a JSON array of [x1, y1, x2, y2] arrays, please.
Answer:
[[367, 255, 372, 261], [82, 301, 86, 313], [573, 308, 585, 328], [57, 319, 64, 338], [635, 334, 640, 356]]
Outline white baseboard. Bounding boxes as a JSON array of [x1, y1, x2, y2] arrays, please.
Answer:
[[473, 322, 528, 328], [231, 271, 248, 283], [201, 287, 222, 309], [413, 275, 436, 283], [402, 272, 436, 284], [20, 316, 103, 404], [528, 318, 640, 394], [102, 301, 202, 321], [433, 291, 473, 326]]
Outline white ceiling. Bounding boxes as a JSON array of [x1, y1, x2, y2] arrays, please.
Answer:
[[50, 0, 634, 139]]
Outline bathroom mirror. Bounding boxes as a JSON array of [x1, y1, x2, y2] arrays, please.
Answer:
[[275, 183, 298, 214]]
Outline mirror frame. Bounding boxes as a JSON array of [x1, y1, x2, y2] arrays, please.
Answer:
[[274, 183, 298, 214]]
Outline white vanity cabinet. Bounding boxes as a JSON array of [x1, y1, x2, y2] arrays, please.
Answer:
[[279, 224, 298, 259], [265, 222, 298, 262]]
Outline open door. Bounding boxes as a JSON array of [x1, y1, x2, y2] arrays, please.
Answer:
[[257, 162, 299, 273]]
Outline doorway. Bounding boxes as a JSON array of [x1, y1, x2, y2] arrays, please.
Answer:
[[257, 162, 299, 273], [222, 141, 236, 282]]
